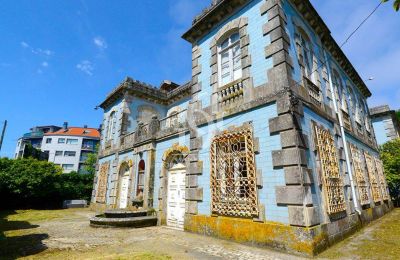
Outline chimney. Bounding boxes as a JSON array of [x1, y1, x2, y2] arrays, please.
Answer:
[[63, 122, 68, 130]]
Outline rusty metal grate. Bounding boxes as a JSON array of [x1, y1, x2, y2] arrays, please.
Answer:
[[349, 144, 370, 205], [314, 125, 346, 215], [96, 162, 110, 203], [364, 152, 382, 203], [210, 125, 258, 218]]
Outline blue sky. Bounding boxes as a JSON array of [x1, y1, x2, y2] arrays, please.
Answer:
[[0, 0, 399, 158]]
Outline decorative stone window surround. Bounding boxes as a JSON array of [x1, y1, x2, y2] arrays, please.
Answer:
[[349, 144, 370, 206], [210, 123, 259, 218], [312, 122, 346, 215], [209, 17, 253, 113], [364, 151, 382, 204], [96, 161, 110, 203]]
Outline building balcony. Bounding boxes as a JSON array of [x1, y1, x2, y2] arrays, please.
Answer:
[[159, 109, 188, 132], [217, 80, 244, 110], [117, 110, 189, 153], [304, 77, 322, 108], [342, 110, 352, 131]]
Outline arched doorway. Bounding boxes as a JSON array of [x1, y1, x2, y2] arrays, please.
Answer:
[[118, 164, 130, 209], [166, 162, 186, 230]]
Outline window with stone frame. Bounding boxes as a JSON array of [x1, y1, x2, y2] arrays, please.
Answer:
[[364, 152, 382, 203], [349, 144, 370, 206], [210, 125, 258, 218], [136, 159, 145, 197], [96, 162, 110, 203], [374, 158, 389, 201], [295, 27, 314, 82], [106, 111, 117, 141], [218, 32, 242, 87], [314, 124, 346, 214]]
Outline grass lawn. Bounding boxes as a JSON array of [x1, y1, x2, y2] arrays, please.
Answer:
[[319, 207, 400, 259]]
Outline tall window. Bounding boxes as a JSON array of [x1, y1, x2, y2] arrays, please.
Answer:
[[219, 32, 242, 86], [107, 111, 116, 141], [332, 71, 350, 113], [314, 124, 346, 214], [136, 160, 145, 196], [298, 30, 313, 80], [210, 126, 258, 218]]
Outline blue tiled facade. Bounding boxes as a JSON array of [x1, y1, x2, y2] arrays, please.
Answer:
[[91, 1, 392, 253]]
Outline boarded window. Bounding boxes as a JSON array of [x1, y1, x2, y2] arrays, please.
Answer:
[[96, 162, 110, 203]]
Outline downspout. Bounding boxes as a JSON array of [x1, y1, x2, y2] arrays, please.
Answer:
[[323, 50, 362, 215]]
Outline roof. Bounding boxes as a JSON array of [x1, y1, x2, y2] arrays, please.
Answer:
[[182, 0, 372, 98], [99, 77, 191, 109], [44, 127, 100, 139], [370, 105, 393, 117]]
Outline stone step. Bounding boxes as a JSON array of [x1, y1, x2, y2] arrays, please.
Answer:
[[90, 215, 158, 228], [103, 210, 147, 218]]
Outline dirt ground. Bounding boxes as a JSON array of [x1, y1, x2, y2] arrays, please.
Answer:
[[1, 208, 399, 260]]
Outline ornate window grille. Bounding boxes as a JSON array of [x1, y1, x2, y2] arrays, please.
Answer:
[[210, 125, 258, 217], [349, 144, 369, 205], [374, 158, 389, 201], [314, 125, 346, 214], [364, 152, 382, 203], [96, 162, 110, 203]]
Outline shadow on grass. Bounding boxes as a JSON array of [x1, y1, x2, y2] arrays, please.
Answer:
[[0, 210, 48, 259]]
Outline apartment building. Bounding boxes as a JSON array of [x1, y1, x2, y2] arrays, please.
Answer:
[[15, 122, 100, 173], [41, 122, 100, 173]]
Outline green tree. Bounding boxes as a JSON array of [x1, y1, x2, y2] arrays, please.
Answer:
[[379, 139, 400, 205], [0, 158, 94, 209], [83, 146, 98, 175], [382, 0, 400, 11], [396, 110, 400, 122]]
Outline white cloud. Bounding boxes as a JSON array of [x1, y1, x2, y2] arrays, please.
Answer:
[[20, 41, 29, 48], [41, 61, 49, 67], [93, 36, 107, 50], [76, 60, 94, 76], [20, 41, 54, 56]]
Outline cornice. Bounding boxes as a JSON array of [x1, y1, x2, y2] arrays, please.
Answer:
[[99, 77, 191, 109]]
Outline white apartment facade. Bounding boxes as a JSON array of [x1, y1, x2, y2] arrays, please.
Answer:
[[40, 123, 100, 173]]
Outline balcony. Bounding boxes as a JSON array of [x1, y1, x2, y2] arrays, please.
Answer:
[[303, 77, 322, 108], [120, 131, 135, 151], [159, 109, 188, 132], [342, 111, 352, 131], [217, 80, 244, 109]]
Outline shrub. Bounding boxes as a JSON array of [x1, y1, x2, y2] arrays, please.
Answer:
[[380, 138, 400, 205], [0, 158, 93, 209]]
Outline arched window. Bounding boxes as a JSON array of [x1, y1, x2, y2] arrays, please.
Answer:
[[297, 29, 313, 80], [348, 86, 355, 114], [107, 111, 116, 141], [136, 160, 145, 196], [218, 32, 242, 86]]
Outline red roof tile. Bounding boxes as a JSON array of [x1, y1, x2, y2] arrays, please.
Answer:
[[44, 127, 100, 138]]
